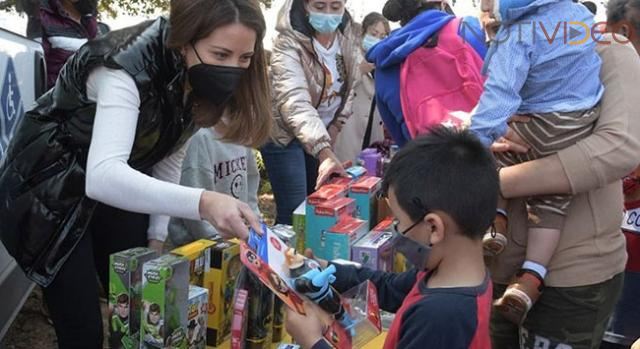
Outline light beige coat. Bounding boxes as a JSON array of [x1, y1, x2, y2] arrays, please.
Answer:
[[269, 0, 362, 157]]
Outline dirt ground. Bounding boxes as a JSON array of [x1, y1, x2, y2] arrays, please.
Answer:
[[1, 194, 276, 349]]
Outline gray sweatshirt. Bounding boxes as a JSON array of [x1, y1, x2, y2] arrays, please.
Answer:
[[168, 127, 260, 247]]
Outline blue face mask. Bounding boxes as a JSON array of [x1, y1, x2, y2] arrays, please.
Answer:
[[308, 11, 344, 34], [362, 34, 381, 52]]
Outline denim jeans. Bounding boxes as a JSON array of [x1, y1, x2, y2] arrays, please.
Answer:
[[261, 140, 318, 224]]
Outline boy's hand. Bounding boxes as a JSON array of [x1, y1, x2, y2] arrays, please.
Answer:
[[491, 115, 531, 154], [285, 304, 327, 348]]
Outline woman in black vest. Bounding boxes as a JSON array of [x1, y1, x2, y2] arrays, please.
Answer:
[[0, 0, 271, 346]]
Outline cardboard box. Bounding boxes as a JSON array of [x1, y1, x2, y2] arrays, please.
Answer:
[[108, 247, 158, 349], [313, 217, 369, 261], [186, 286, 208, 349], [350, 176, 382, 229], [141, 254, 190, 349], [371, 218, 409, 273], [305, 197, 356, 257], [171, 240, 215, 287], [292, 201, 306, 253], [204, 239, 242, 347], [345, 166, 367, 180], [230, 289, 249, 349], [351, 230, 394, 272], [339, 281, 382, 349]]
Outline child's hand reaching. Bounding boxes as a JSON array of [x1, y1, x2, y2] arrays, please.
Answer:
[[491, 115, 532, 154], [285, 302, 327, 349]]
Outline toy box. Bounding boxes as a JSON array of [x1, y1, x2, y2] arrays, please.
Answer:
[[345, 166, 367, 180], [327, 176, 354, 188], [204, 239, 242, 347], [186, 286, 208, 349], [108, 247, 158, 349], [305, 197, 356, 257], [292, 201, 306, 253], [339, 281, 383, 349], [171, 240, 215, 287], [351, 230, 394, 272], [349, 176, 382, 229], [246, 272, 275, 349], [306, 184, 348, 220], [141, 254, 190, 349], [231, 288, 249, 349], [240, 226, 381, 349], [371, 218, 410, 273], [312, 217, 368, 261]]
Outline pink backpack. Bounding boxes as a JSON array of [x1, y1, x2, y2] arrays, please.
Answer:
[[400, 18, 485, 138]]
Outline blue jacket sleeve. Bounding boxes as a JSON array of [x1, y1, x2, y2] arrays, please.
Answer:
[[397, 293, 478, 349], [469, 28, 532, 147], [331, 263, 418, 313]]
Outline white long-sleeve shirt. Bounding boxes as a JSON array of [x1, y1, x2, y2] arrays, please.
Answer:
[[85, 66, 203, 242]]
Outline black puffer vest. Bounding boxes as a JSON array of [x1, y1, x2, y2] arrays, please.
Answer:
[[0, 17, 194, 286]]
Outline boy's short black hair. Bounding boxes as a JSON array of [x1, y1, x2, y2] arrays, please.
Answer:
[[149, 303, 161, 314], [382, 127, 498, 239]]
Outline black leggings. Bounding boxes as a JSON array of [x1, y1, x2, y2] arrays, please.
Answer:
[[42, 204, 148, 349]]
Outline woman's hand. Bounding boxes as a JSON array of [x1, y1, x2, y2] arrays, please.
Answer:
[[490, 116, 532, 154], [285, 303, 327, 349], [631, 337, 640, 349], [198, 191, 262, 240], [316, 148, 347, 190]]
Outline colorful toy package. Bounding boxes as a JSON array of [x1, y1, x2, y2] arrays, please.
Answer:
[[306, 184, 348, 236], [241, 225, 381, 349], [204, 239, 242, 347], [292, 200, 306, 253], [305, 197, 356, 255], [231, 287, 249, 349], [351, 230, 394, 272], [171, 240, 215, 287], [349, 176, 382, 229], [141, 254, 190, 349], [314, 216, 369, 261], [108, 247, 158, 349], [187, 286, 208, 349], [340, 281, 382, 348], [246, 272, 275, 349]]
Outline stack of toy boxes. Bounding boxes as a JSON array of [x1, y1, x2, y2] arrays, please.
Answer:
[[349, 176, 382, 230], [371, 217, 408, 273], [351, 229, 395, 272], [171, 240, 216, 288], [108, 247, 158, 349], [141, 254, 190, 349], [320, 216, 369, 260], [205, 239, 241, 347], [186, 286, 209, 349], [306, 196, 357, 260], [305, 184, 350, 251]]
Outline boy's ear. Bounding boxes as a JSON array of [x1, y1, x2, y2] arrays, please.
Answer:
[[424, 213, 446, 246]]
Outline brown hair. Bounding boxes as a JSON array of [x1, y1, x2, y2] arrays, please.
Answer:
[[117, 293, 129, 304], [168, 0, 272, 148], [362, 12, 391, 37]]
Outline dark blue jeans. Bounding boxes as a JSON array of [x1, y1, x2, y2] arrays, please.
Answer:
[[261, 140, 318, 225]]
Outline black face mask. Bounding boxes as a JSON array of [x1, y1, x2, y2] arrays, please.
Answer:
[[187, 44, 247, 107], [73, 0, 96, 15]]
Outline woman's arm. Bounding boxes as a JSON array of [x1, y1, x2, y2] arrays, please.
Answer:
[[85, 67, 203, 221], [271, 36, 332, 157], [85, 67, 260, 240], [499, 39, 640, 199]]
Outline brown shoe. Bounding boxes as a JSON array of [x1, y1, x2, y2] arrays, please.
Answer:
[[483, 214, 508, 256], [494, 270, 544, 325]]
